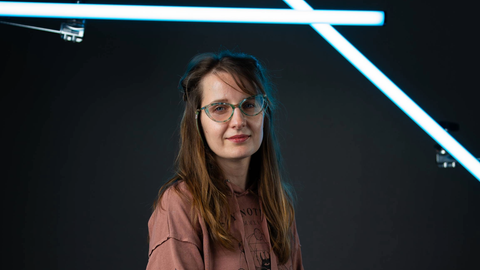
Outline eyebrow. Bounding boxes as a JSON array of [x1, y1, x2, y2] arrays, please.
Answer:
[[209, 98, 229, 103], [205, 95, 254, 106]]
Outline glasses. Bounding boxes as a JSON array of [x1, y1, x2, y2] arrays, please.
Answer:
[[196, 94, 267, 123]]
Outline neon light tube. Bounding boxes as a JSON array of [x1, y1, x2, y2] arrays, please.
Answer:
[[283, 0, 480, 181], [0, 1, 384, 26]]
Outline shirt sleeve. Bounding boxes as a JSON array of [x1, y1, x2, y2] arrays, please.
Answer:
[[146, 238, 204, 270], [146, 185, 205, 270]]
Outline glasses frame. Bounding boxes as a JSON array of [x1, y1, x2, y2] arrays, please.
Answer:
[[195, 94, 267, 123]]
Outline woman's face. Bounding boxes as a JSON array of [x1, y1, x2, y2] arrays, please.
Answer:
[[199, 72, 264, 162]]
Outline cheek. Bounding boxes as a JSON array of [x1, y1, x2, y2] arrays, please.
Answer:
[[200, 115, 208, 135], [201, 115, 226, 142], [200, 115, 213, 141], [252, 115, 264, 141]]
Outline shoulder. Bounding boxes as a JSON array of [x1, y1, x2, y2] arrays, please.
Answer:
[[148, 180, 201, 255], [150, 181, 197, 228], [158, 180, 193, 208], [149, 180, 196, 225]]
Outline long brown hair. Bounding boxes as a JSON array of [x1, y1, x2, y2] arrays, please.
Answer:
[[154, 51, 296, 264]]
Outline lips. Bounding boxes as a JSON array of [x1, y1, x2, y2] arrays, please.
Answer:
[[227, 135, 251, 143], [227, 135, 250, 139]]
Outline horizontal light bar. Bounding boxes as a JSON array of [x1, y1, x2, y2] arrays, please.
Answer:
[[0, 1, 384, 25], [283, 0, 480, 182]]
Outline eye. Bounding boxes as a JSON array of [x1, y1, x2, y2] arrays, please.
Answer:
[[242, 101, 257, 109], [210, 104, 230, 114]]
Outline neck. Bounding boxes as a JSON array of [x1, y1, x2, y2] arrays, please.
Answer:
[[216, 156, 251, 190]]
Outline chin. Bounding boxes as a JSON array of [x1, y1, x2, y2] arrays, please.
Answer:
[[213, 144, 260, 160], [232, 147, 256, 157], [226, 153, 252, 160], [223, 150, 254, 160]]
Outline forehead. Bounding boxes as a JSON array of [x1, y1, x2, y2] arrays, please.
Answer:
[[200, 72, 251, 104]]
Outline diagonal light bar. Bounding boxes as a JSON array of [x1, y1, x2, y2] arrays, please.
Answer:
[[0, 1, 384, 25], [283, 0, 480, 181]]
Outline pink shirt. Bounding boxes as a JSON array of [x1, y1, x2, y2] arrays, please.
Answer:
[[146, 180, 304, 270]]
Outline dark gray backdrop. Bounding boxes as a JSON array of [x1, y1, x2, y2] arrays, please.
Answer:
[[2, 0, 479, 269]]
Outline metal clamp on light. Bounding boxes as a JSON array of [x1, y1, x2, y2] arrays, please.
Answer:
[[435, 122, 480, 168], [60, 18, 85, 42], [436, 149, 457, 168], [0, 18, 85, 42], [0, 0, 85, 42]]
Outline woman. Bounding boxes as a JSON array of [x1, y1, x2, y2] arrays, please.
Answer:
[[146, 51, 303, 270]]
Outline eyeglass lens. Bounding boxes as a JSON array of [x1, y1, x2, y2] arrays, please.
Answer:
[[207, 95, 265, 122]]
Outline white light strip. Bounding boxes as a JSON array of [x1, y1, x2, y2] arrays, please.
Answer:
[[283, 0, 480, 181], [0, 1, 384, 25]]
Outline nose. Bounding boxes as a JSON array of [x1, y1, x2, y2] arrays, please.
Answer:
[[230, 107, 246, 128]]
